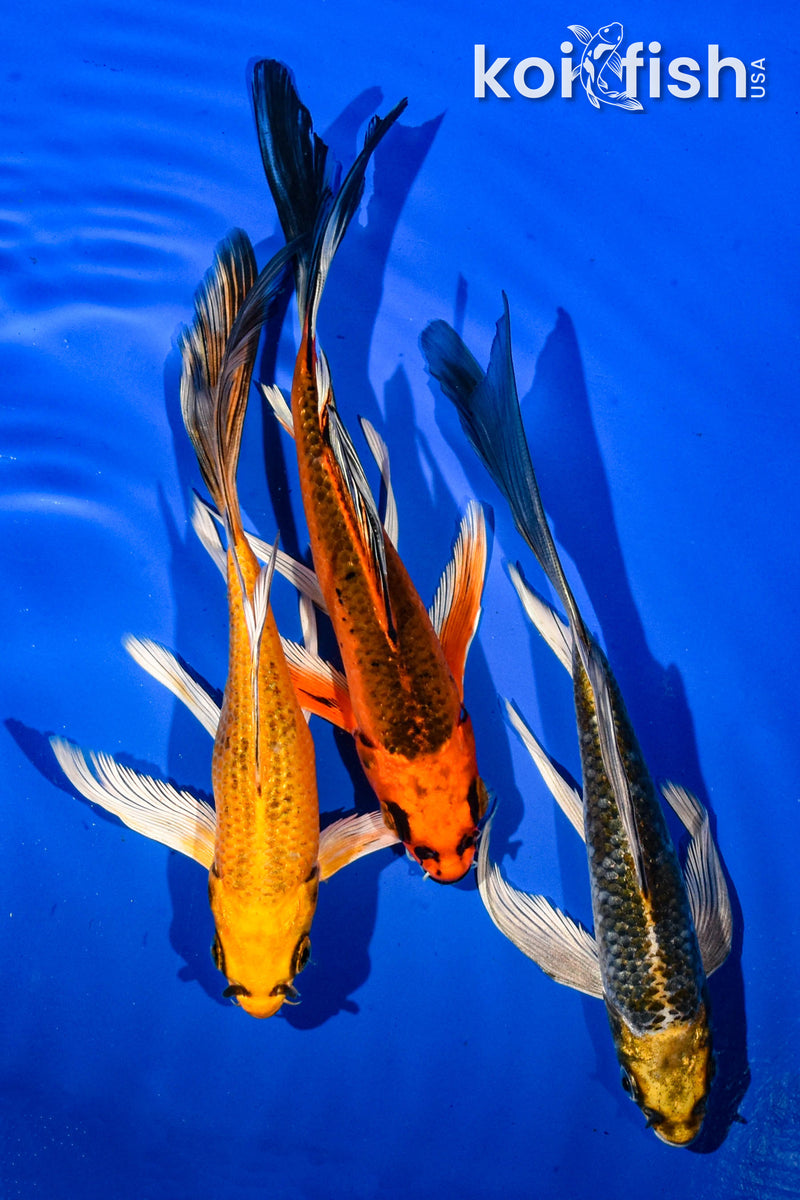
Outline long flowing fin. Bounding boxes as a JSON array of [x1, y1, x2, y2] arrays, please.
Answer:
[[428, 501, 487, 693], [259, 381, 295, 437], [318, 809, 400, 880], [477, 810, 603, 997], [359, 417, 399, 548], [661, 783, 733, 976], [251, 57, 406, 332], [192, 493, 326, 611], [421, 297, 581, 634], [507, 564, 572, 672], [323, 381, 395, 639], [50, 737, 216, 869], [251, 59, 335, 322], [503, 699, 584, 839], [179, 232, 297, 538], [280, 638, 354, 731], [422, 301, 648, 894], [302, 100, 407, 337], [123, 636, 220, 738]]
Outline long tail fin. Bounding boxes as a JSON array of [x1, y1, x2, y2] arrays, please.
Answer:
[[179, 230, 296, 537], [421, 296, 584, 638], [251, 58, 407, 334]]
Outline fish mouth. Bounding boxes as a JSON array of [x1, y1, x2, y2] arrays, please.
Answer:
[[652, 1122, 702, 1147]]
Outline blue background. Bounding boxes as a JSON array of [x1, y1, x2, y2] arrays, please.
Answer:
[[2, 2, 798, 1197]]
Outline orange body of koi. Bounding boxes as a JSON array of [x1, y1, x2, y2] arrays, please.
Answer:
[[252, 60, 489, 882], [180, 230, 321, 1017]]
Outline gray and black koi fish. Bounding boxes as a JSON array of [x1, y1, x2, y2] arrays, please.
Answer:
[[421, 298, 732, 1145]]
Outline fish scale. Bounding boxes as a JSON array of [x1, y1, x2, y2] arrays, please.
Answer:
[[575, 648, 705, 1034], [212, 538, 318, 901], [293, 362, 459, 755]]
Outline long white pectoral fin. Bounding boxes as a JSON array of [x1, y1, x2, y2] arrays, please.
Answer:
[[507, 564, 572, 672], [192, 493, 327, 612], [50, 736, 216, 869], [318, 809, 400, 880], [123, 635, 221, 737], [661, 782, 733, 976], [359, 416, 399, 549], [258, 381, 295, 437], [428, 501, 487, 693], [503, 699, 584, 840], [477, 811, 602, 997]]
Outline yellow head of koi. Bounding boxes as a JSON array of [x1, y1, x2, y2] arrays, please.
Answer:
[[209, 868, 319, 1019], [609, 1003, 713, 1145]]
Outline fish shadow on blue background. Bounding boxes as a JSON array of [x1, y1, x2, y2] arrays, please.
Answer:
[[432, 301, 749, 1150]]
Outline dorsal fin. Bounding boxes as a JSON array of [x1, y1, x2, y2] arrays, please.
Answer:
[[322, 378, 395, 641], [359, 417, 399, 547], [428, 501, 487, 693]]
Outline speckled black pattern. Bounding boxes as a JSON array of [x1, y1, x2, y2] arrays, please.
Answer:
[[294, 362, 461, 756], [574, 641, 706, 1035]]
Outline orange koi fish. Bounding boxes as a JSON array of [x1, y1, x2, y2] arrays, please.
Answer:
[[251, 61, 489, 882], [52, 231, 397, 1017]]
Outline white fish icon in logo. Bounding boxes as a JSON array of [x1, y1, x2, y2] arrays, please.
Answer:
[[568, 23, 644, 110]]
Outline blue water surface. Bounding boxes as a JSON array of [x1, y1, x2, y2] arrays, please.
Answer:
[[3, 2, 798, 1197]]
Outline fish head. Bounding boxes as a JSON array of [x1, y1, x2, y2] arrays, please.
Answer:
[[360, 720, 488, 883], [209, 867, 319, 1018], [609, 1003, 713, 1145]]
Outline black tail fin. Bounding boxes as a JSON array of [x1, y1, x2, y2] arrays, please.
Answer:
[[251, 58, 407, 332], [421, 296, 582, 635]]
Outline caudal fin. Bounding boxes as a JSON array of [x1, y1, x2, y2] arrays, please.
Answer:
[[179, 230, 296, 537], [421, 296, 582, 636], [251, 58, 407, 335]]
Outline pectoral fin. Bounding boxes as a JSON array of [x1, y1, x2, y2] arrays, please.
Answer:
[[280, 638, 354, 731], [318, 809, 400, 880], [123, 635, 221, 737], [428, 501, 487, 693], [661, 782, 733, 976], [507, 563, 572, 672], [504, 699, 584, 839], [477, 811, 602, 997], [50, 737, 216, 869]]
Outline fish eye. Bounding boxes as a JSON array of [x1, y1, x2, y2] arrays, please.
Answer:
[[291, 934, 311, 976], [413, 844, 440, 864], [620, 1069, 640, 1102], [458, 704, 469, 725]]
